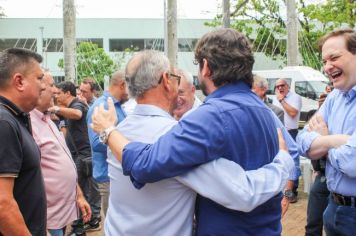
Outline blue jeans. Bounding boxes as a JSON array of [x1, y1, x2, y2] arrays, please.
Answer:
[[305, 173, 329, 236], [48, 229, 64, 236], [323, 196, 356, 236]]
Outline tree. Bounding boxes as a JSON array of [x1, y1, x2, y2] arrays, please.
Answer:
[[58, 42, 117, 86], [0, 6, 6, 18], [63, 0, 76, 82], [208, 0, 355, 69]]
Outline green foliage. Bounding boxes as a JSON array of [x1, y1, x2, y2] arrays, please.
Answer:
[[0, 6, 6, 18], [209, 0, 355, 69], [58, 41, 134, 85]]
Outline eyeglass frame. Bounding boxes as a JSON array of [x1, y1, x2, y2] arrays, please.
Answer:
[[275, 84, 286, 89], [158, 72, 181, 86]]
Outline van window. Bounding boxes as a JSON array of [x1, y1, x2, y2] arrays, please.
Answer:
[[295, 81, 317, 100], [308, 81, 330, 97], [266, 78, 292, 95]]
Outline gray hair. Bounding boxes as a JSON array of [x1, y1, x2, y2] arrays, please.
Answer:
[[276, 78, 290, 88], [110, 70, 125, 85], [176, 68, 194, 86], [253, 74, 268, 89], [125, 50, 170, 97]]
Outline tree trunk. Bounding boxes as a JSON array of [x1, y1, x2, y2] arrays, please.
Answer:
[[63, 0, 76, 82]]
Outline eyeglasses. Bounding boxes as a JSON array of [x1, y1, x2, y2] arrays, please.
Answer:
[[158, 72, 181, 86], [275, 84, 286, 89]]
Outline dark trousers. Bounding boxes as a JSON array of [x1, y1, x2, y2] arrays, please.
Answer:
[[323, 196, 356, 236], [72, 156, 101, 233], [305, 173, 330, 236]]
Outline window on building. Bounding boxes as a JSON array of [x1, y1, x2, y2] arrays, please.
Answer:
[[144, 39, 164, 51], [43, 38, 63, 52], [43, 38, 104, 52], [77, 38, 103, 48], [0, 38, 37, 51], [109, 39, 145, 52], [178, 38, 198, 52]]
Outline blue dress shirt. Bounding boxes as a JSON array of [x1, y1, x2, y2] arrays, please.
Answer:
[[87, 91, 126, 182], [122, 82, 287, 235], [298, 86, 356, 196]]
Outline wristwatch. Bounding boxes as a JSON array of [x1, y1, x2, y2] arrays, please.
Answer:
[[283, 189, 294, 200], [279, 98, 284, 103], [99, 126, 116, 144], [53, 106, 60, 114]]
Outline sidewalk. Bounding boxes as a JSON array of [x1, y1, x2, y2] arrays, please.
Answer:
[[282, 193, 309, 236]]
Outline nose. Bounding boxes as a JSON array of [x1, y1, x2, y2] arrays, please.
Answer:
[[323, 60, 333, 74], [40, 81, 46, 91]]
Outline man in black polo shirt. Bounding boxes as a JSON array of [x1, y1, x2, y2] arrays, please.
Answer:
[[49, 81, 101, 235], [0, 48, 46, 236]]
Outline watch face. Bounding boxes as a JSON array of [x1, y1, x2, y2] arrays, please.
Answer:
[[99, 132, 106, 143], [284, 190, 294, 198]]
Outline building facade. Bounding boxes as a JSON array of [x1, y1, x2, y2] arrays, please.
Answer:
[[0, 18, 284, 82]]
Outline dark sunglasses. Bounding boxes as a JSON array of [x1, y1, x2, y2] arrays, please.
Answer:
[[275, 84, 286, 89]]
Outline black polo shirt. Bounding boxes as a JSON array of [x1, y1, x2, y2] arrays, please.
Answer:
[[0, 96, 46, 236], [66, 98, 91, 158]]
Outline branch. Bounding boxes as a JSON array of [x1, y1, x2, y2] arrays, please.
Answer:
[[230, 0, 249, 16], [299, 0, 310, 33]]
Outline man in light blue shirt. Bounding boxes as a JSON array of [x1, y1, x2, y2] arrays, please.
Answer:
[[99, 50, 295, 235], [86, 71, 128, 216], [297, 29, 356, 235]]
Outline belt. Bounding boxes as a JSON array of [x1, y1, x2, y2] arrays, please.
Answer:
[[331, 192, 356, 207]]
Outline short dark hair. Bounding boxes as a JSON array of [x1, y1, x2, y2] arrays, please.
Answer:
[[194, 28, 255, 87], [81, 77, 97, 91], [57, 81, 76, 97], [319, 28, 356, 54], [0, 48, 43, 88]]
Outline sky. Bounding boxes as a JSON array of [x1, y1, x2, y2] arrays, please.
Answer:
[[0, 0, 221, 18]]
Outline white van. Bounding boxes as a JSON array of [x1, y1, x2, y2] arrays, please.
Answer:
[[254, 66, 330, 123]]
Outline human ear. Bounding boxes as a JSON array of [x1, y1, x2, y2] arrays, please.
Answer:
[[13, 73, 25, 92]]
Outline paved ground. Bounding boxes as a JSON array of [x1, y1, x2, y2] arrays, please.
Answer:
[[282, 193, 308, 236], [82, 191, 311, 236]]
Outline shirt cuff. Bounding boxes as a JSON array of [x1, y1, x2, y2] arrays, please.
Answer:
[[275, 150, 295, 180], [297, 130, 321, 157], [122, 142, 151, 189]]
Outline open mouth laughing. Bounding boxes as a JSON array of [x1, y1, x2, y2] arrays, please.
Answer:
[[328, 70, 342, 81]]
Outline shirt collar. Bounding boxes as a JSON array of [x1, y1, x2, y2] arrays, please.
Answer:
[[30, 108, 50, 122], [0, 95, 32, 133], [103, 90, 120, 104], [343, 85, 356, 102], [205, 81, 251, 102], [133, 104, 174, 120], [0, 95, 27, 117]]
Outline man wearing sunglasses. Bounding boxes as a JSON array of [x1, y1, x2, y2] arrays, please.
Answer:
[[273, 78, 302, 203], [273, 79, 302, 141]]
